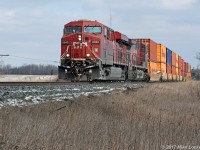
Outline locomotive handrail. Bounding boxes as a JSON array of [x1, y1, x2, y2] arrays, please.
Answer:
[[61, 45, 71, 60], [82, 42, 102, 62]]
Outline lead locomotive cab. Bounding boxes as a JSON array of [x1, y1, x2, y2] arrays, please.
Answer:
[[58, 19, 102, 81], [58, 19, 149, 82]]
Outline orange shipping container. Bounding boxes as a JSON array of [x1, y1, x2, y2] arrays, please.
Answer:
[[187, 63, 190, 73], [172, 66, 176, 75], [176, 67, 178, 75], [181, 58, 184, 70], [172, 51, 176, 67], [157, 44, 166, 63], [148, 61, 161, 81], [178, 56, 182, 69], [148, 61, 157, 73], [175, 54, 179, 68], [178, 68, 181, 76], [157, 62, 167, 74], [134, 39, 157, 62], [188, 64, 191, 73], [182, 59, 185, 77]]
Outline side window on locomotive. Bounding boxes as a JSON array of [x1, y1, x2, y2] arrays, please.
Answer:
[[84, 26, 101, 34]]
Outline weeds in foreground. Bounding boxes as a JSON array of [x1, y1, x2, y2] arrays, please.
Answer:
[[0, 81, 200, 150]]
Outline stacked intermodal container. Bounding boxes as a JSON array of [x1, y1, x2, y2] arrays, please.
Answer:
[[157, 44, 167, 80], [135, 39, 159, 81], [179, 57, 183, 81], [166, 48, 172, 80], [182, 59, 185, 80], [178, 56, 182, 81], [188, 64, 191, 80], [171, 51, 176, 81], [185, 63, 191, 80], [188, 64, 191, 73], [171, 51, 180, 81], [175, 54, 179, 80], [134, 39, 191, 82], [135, 42, 145, 66], [184, 62, 187, 73], [134, 39, 157, 61]]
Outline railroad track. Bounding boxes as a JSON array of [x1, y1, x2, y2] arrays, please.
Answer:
[[1, 80, 181, 109], [0, 81, 146, 109], [0, 81, 90, 86], [0, 80, 149, 86]]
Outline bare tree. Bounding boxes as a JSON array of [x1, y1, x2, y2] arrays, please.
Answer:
[[193, 52, 200, 79], [0, 64, 58, 75]]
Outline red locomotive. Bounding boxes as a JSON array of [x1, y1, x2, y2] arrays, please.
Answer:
[[58, 19, 149, 81]]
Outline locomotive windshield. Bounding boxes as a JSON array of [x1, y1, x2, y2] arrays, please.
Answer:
[[65, 26, 82, 34], [84, 26, 102, 34]]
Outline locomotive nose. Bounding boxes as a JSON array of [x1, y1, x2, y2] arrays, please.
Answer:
[[70, 34, 89, 59]]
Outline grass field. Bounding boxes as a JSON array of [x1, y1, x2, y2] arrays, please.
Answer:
[[0, 81, 200, 150]]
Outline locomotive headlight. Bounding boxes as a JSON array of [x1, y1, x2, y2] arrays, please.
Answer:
[[66, 53, 70, 57], [78, 35, 82, 41], [89, 69, 92, 74], [86, 53, 90, 57], [94, 48, 98, 52]]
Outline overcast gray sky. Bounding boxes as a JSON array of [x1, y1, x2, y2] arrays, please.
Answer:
[[0, 0, 199, 68]]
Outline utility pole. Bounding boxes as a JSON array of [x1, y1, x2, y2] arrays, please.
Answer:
[[0, 54, 9, 68], [109, 7, 112, 28]]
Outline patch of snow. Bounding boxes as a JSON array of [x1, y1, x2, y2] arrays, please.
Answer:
[[93, 87, 104, 90], [0, 82, 143, 109], [0, 75, 58, 82]]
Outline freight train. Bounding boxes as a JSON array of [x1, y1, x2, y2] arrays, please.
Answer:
[[58, 20, 191, 82]]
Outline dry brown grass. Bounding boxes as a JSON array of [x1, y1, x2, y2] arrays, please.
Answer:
[[0, 81, 200, 150]]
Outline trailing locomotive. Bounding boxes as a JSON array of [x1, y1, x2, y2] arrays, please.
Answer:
[[58, 20, 191, 82]]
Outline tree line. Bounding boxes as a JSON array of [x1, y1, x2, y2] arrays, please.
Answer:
[[0, 64, 58, 75], [192, 52, 200, 80]]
